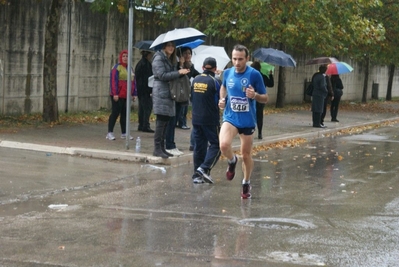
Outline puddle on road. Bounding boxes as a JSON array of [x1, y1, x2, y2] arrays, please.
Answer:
[[339, 133, 393, 146], [237, 217, 316, 230], [262, 251, 326, 266]]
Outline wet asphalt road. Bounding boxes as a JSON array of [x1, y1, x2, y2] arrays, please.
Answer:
[[1, 125, 399, 266]]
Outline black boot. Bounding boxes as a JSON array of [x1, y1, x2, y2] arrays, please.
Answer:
[[331, 109, 339, 122], [153, 120, 169, 158], [161, 139, 173, 157], [161, 120, 174, 157]]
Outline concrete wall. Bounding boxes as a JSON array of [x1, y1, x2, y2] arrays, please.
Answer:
[[268, 55, 399, 105], [0, 0, 147, 115], [1, 1, 398, 115]]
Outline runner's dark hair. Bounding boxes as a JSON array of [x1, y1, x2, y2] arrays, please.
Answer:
[[233, 44, 249, 57]]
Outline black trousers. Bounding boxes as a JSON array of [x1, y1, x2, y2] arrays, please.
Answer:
[[321, 96, 329, 124], [138, 94, 153, 130], [256, 102, 265, 136], [330, 95, 341, 120], [108, 96, 127, 134], [193, 124, 221, 173]]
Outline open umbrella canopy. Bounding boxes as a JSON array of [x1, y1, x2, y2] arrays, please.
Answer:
[[247, 61, 275, 76], [260, 62, 275, 76], [306, 57, 339, 65], [326, 62, 353, 75], [192, 45, 231, 73], [150, 27, 206, 50], [133, 40, 154, 51], [253, 48, 296, 67], [176, 39, 204, 49]]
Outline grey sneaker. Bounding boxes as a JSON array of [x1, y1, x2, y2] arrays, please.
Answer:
[[193, 176, 205, 184], [121, 133, 134, 140], [192, 173, 204, 184], [106, 132, 116, 140], [196, 167, 214, 184]]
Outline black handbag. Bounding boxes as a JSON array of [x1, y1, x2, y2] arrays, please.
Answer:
[[169, 75, 191, 102], [306, 83, 314, 96]]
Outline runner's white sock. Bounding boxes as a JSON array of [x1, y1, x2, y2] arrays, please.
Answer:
[[228, 155, 236, 164]]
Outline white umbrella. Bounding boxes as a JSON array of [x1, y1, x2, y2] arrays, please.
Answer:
[[150, 27, 206, 50], [191, 45, 231, 73]]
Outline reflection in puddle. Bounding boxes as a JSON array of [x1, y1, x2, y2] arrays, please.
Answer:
[[238, 218, 316, 230], [264, 251, 326, 266], [342, 134, 388, 141]]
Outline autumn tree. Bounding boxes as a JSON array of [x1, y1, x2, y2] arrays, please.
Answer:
[[42, 0, 64, 122], [365, 1, 399, 101], [151, 0, 385, 107]]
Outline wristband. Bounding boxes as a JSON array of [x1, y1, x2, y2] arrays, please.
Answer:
[[252, 93, 257, 100]]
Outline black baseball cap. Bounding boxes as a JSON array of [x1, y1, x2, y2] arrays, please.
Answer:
[[203, 57, 217, 69]]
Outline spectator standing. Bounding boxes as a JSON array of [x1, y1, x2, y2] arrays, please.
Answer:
[[176, 47, 200, 130], [135, 50, 154, 133], [191, 57, 221, 184], [106, 49, 136, 141], [152, 42, 190, 158], [311, 65, 328, 128], [164, 47, 199, 156], [330, 74, 344, 122], [321, 75, 334, 127], [250, 61, 274, 139]]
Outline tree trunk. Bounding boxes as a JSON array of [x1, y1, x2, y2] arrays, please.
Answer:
[[361, 56, 369, 103], [275, 66, 286, 108], [43, 0, 63, 122], [386, 63, 395, 101]]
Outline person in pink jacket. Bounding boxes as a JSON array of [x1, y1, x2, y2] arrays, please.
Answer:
[[106, 50, 137, 140]]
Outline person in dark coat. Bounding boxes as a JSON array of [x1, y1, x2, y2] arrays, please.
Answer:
[[250, 61, 274, 139], [321, 75, 334, 127], [151, 41, 190, 158], [191, 57, 221, 184], [330, 74, 344, 122], [311, 65, 328, 128], [175, 47, 200, 130], [164, 46, 200, 156], [135, 50, 154, 133]]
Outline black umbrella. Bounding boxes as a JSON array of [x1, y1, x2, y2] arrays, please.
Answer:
[[133, 40, 154, 51], [253, 48, 296, 67], [305, 57, 339, 65]]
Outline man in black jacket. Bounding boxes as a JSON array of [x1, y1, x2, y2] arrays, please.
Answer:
[[191, 57, 221, 184], [135, 50, 154, 133]]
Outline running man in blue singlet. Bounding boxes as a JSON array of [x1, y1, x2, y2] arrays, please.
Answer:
[[218, 44, 269, 199]]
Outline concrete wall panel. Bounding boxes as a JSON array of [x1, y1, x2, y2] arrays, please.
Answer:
[[1, 0, 399, 115]]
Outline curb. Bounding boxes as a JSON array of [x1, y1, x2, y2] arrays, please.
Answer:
[[1, 117, 399, 165]]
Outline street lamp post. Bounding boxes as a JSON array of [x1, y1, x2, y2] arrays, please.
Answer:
[[125, 0, 134, 149]]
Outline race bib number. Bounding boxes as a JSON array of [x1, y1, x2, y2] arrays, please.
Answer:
[[230, 96, 249, 112]]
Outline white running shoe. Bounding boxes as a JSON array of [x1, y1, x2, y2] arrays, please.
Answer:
[[173, 148, 184, 155], [121, 133, 134, 140], [166, 149, 178, 156], [106, 132, 116, 140]]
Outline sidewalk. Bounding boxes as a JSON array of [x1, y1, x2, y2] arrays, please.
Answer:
[[1, 103, 399, 165]]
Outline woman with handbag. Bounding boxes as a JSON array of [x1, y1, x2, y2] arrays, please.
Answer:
[[151, 41, 190, 158]]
